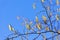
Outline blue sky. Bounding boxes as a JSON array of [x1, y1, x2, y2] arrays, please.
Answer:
[[0, 0, 36, 40], [0, 0, 60, 40]]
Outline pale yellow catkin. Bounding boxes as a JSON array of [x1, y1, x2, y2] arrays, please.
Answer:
[[35, 16, 39, 23], [42, 16, 47, 22], [26, 24, 30, 30], [41, 0, 45, 3], [8, 24, 14, 31]]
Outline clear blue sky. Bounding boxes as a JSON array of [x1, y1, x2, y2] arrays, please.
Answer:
[[0, 0, 36, 40], [0, 0, 60, 40]]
